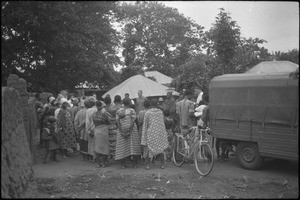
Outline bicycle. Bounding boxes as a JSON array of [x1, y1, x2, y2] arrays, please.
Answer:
[[172, 126, 214, 176]]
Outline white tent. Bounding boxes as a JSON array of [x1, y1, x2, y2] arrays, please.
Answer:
[[102, 75, 179, 99], [144, 71, 173, 85]]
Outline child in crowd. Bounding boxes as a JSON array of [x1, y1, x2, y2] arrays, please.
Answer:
[[163, 109, 175, 162], [42, 116, 60, 163]]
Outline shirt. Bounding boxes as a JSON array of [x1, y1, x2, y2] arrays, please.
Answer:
[[176, 99, 195, 127]]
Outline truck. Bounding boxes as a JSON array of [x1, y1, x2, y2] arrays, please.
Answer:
[[209, 62, 298, 170]]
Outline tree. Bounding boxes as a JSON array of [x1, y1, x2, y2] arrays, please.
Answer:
[[205, 8, 241, 74], [232, 37, 271, 73], [273, 49, 299, 64], [117, 1, 205, 78], [2, 1, 120, 94], [171, 8, 272, 93], [170, 53, 216, 94]]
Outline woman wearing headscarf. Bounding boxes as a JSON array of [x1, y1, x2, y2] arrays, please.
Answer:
[[74, 99, 89, 161], [115, 98, 141, 168], [91, 100, 110, 167], [141, 99, 169, 170], [56, 100, 77, 158]]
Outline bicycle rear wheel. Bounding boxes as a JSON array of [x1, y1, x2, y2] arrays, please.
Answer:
[[172, 134, 185, 167], [194, 143, 214, 176]]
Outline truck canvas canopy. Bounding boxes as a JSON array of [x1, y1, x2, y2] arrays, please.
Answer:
[[209, 72, 298, 128]]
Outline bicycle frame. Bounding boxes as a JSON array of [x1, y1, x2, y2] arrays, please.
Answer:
[[174, 126, 210, 159]]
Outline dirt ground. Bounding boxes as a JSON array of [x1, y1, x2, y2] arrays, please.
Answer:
[[33, 151, 298, 199]]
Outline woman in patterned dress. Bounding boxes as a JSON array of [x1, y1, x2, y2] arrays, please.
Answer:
[[91, 101, 110, 167], [115, 98, 141, 168], [141, 99, 169, 170], [57, 101, 77, 158], [103, 95, 122, 161]]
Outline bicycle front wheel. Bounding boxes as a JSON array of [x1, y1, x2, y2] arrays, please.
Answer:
[[173, 134, 185, 167], [194, 143, 214, 176]]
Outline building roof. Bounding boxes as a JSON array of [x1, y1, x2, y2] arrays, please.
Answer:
[[102, 74, 179, 99], [144, 71, 173, 85]]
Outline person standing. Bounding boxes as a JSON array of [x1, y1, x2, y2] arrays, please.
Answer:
[[141, 99, 168, 170], [91, 101, 110, 167], [74, 99, 89, 161], [115, 98, 141, 168], [86, 98, 97, 162], [103, 95, 122, 161], [135, 90, 147, 115], [176, 89, 196, 135], [194, 86, 203, 106], [137, 100, 150, 164], [158, 97, 164, 111], [163, 109, 175, 162], [41, 116, 59, 163], [43, 96, 56, 110], [164, 91, 177, 121], [56, 100, 77, 158], [34, 93, 44, 146], [123, 93, 135, 106]]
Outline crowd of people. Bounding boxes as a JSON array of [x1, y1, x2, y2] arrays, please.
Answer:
[[31, 87, 214, 170]]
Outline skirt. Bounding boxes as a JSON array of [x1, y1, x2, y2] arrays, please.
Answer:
[[93, 125, 110, 155], [88, 134, 95, 157], [115, 125, 141, 160]]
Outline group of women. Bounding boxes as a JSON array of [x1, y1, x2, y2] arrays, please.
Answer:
[[38, 91, 171, 170]]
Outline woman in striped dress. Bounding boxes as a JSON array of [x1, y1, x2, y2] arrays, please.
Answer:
[[115, 98, 141, 168], [104, 95, 122, 160]]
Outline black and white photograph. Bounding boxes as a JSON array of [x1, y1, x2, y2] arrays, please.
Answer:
[[1, 1, 298, 198]]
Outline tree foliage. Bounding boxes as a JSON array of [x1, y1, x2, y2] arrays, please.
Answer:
[[272, 49, 299, 64], [172, 8, 272, 93], [205, 8, 241, 74], [2, 1, 120, 94], [117, 1, 205, 78]]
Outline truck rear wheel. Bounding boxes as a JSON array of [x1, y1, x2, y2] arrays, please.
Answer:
[[236, 142, 264, 170]]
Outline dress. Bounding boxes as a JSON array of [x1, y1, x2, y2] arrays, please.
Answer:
[[86, 106, 97, 156], [92, 108, 110, 155], [115, 107, 141, 160], [74, 108, 88, 153], [57, 108, 77, 149], [141, 108, 168, 158], [42, 124, 59, 151], [164, 116, 175, 160], [105, 104, 122, 158]]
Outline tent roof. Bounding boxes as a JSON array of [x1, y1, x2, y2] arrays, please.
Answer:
[[144, 71, 173, 85], [246, 61, 298, 75], [102, 75, 179, 99]]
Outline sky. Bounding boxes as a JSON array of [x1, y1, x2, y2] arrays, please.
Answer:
[[162, 1, 299, 53]]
